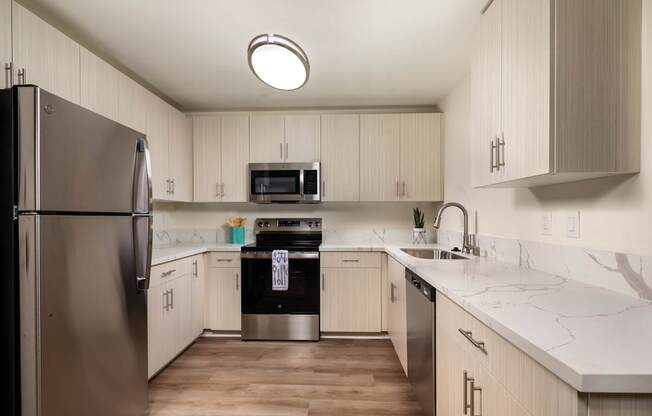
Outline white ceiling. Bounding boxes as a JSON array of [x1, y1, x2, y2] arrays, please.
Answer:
[[24, 0, 484, 110]]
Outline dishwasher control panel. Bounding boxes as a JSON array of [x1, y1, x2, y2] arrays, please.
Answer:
[[406, 270, 436, 301]]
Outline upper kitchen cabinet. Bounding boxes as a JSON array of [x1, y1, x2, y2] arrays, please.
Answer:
[[250, 114, 320, 163], [193, 114, 249, 202], [471, 0, 642, 188], [169, 110, 193, 202], [117, 73, 148, 134], [360, 113, 442, 202], [284, 115, 320, 162], [147, 93, 171, 200], [360, 114, 401, 201], [193, 116, 221, 202], [249, 114, 285, 163], [321, 114, 360, 201], [399, 113, 442, 201], [0, 0, 10, 88], [12, 2, 80, 104], [219, 114, 249, 201], [80, 47, 120, 120]]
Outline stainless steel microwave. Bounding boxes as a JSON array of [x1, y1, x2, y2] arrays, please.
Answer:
[[248, 162, 321, 203]]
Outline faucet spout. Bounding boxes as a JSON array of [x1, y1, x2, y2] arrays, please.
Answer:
[[433, 202, 478, 255]]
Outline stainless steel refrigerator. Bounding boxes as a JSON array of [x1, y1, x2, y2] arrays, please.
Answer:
[[1, 85, 153, 416]]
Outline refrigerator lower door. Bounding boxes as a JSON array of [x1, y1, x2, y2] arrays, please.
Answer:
[[20, 214, 148, 416]]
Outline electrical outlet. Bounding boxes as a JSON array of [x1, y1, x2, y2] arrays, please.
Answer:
[[565, 211, 580, 239], [541, 212, 552, 236]]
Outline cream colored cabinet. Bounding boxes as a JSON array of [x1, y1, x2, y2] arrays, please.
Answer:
[[1, 0, 11, 87], [360, 114, 401, 201], [399, 113, 442, 201], [79, 47, 120, 120], [320, 252, 382, 333], [169, 110, 193, 202], [249, 114, 320, 163], [284, 114, 320, 162], [12, 2, 80, 103], [360, 113, 442, 202], [249, 114, 285, 163], [147, 94, 171, 200], [190, 256, 205, 339], [117, 74, 148, 133], [204, 254, 241, 331], [387, 255, 407, 375], [320, 114, 360, 201], [147, 281, 169, 378], [193, 115, 249, 202], [471, 0, 641, 188]]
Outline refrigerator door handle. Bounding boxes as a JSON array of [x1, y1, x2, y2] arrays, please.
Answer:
[[134, 215, 152, 291], [133, 138, 152, 215]]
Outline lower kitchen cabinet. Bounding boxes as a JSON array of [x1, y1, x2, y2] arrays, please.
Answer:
[[387, 255, 408, 375], [190, 255, 205, 338], [204, 256, 241, 331], [320, 252, 382, 333], [147, 255, 203, 379]]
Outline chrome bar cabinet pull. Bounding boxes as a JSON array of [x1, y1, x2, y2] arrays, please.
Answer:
[[458, 328, 487, 354], [17, 68, 25, 84], [4, 62, 12, 88], [464, 370, 473, 415], [490, 139, 497, 172], [161, 269, 176, 278], [497, 134, 505, 169]]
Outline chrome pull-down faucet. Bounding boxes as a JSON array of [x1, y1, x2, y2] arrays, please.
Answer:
[[433, 202, 480, 255]]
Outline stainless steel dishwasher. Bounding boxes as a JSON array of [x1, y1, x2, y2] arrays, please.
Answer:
[[406, 269, 436, 416]]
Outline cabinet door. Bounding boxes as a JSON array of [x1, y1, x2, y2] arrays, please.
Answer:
[[320, 114, 360, 201], [470, 0, 502, 187], [12, 2, 80, 103], [79, 47, 120, 120], [249, 114, 284, 163], [284, 114, 320, 162], [399, 113, 442, 201], [169, 110, 193, 202], [360, 114, 400, 201], [147, 94, 171, 200], [320, 268, 381, 332], [193, 116, 221, 202], [147, 283, 170, 378], [387, 256, 407, 374], [205, 267, 241, 331], [501, 0, 551, 181], [190, 256, 205, 339], [0, 0, 11, 86], [117, 74, 148, 133], [220, 115, 250, 202], [172, 274, 193, 353]]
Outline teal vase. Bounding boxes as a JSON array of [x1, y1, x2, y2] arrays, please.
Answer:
[[231, 226, 245, 244]]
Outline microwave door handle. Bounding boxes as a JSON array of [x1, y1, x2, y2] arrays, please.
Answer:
[[299, 169, 304, 198]]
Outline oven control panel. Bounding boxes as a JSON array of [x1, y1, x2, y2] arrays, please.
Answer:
[[255, 218, 322, 233]]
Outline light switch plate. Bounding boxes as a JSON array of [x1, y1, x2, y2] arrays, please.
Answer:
[[565, 211, 580, 239], [541, 212, 552, 236]]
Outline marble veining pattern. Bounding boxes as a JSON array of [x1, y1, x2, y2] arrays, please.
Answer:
[[385, 246, 652, 393], [436, 229, 652, 302]]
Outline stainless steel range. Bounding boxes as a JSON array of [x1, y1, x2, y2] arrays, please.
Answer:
[[240, 218, 322, 341]]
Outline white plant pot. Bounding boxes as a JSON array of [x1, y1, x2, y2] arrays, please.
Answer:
[[413, 228, 426, 244]]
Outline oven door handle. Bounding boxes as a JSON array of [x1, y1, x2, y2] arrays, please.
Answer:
[[241, 251, 319, 260]]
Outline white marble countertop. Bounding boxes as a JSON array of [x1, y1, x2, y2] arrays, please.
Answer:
[[150, 242, 652, 393]]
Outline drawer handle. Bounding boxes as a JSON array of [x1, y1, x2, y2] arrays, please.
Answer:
[[458, 328, 487, 354], [342, 259, 359, 263], [161, 269, 176, 278], [216, 258, 233, 262], [390, 282, 396, 303]]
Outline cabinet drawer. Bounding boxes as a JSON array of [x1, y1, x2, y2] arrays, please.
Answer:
[[320, 252, 381, 268], [207, 252, 240, 268], [150, 257, 192, 288]]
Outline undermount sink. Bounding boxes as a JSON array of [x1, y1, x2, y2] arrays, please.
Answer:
[[400, 248, 469, 260]]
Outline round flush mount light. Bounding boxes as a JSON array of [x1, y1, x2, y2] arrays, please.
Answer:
[[248, 34, 310, 91]]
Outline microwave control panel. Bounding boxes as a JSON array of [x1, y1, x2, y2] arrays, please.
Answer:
[[303, 170, 319, 195]]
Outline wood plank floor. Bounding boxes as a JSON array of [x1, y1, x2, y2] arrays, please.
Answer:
[[148, 337, 424, 416]]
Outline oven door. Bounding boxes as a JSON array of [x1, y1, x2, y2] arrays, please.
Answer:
[[241, 251, 320, 315]]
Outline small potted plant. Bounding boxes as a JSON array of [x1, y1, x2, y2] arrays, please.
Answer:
[[412, 208, 426, 244], [227, 216, 246, 245]]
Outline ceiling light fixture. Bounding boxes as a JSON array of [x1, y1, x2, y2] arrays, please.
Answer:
[[248, 34, 310, 91]]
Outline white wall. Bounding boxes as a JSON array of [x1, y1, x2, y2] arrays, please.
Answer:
[[437, 0, 652, 257]]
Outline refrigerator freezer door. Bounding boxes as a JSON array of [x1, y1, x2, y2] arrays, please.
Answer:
[[23, 215, 148, 416], [17, 86, 149, 214]]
